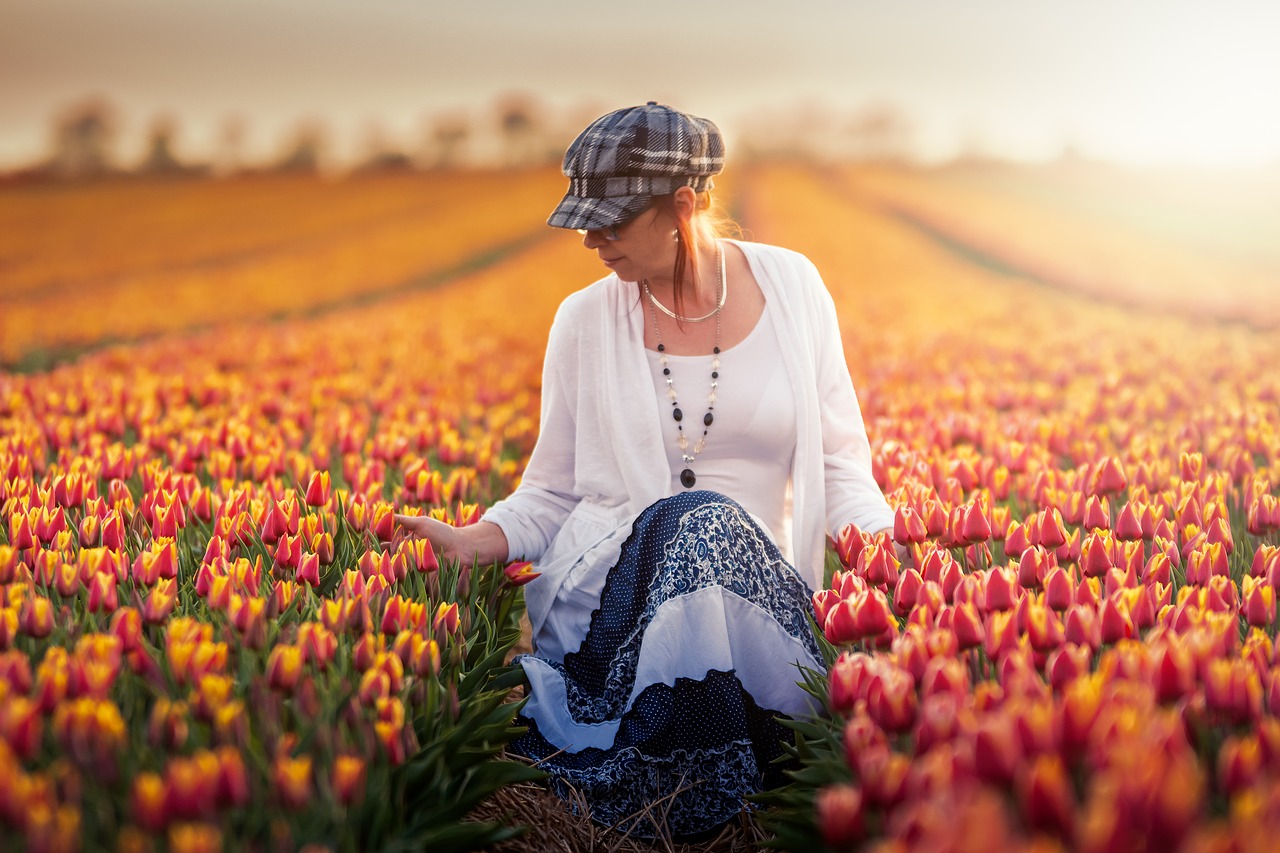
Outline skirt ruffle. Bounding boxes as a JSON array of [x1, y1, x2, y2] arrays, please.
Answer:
[[510, 490, 824, 838]]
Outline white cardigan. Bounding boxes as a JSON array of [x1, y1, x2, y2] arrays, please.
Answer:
[[483, 240, 894, 647]]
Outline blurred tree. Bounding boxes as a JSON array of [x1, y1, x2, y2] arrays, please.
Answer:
[[47, 96, 117, 179], [275, 119, 327, 173], [139, 115, 186, 175], [214, 114, 248, 175], [846, 102, 915, 163], [495, 92, 545, 167], [422, 111, 471, 169], [356, 120, 413, 173]]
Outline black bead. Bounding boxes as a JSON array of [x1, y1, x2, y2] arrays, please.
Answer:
[[672, 408, 683, 422], [713, 346, 721, 354], [704, 412, 714, 427], [657, 343, 665, 352], [663, 368, 670, 375], [680, 468, 697, 489], [711, 371, 718, 378]]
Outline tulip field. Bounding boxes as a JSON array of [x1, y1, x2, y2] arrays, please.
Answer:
[[2, 161, 1279, 851]]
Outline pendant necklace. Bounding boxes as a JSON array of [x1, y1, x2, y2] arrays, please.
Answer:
[[643, 241, 726, 490]]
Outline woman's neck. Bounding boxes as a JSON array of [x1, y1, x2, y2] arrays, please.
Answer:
[[644, 238, 722, 311]]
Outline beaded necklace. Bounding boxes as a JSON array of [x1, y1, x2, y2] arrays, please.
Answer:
[[643, 241, 726, 490]]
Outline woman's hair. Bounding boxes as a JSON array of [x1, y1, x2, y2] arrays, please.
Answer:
[[650, 191, 741, 323]]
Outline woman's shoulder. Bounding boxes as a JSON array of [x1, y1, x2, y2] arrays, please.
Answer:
[[726, 239, 826, 301], [552, 273, 619, 326]]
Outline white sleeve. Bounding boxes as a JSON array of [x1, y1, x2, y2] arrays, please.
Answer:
[[808, 262, 895, 537], [480, 310, 580, 560]]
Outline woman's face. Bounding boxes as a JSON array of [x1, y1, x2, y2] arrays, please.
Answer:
[[580, 204, 679, 284]]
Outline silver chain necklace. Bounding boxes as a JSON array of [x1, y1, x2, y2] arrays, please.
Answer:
[[643, 245, 728, 323], [645, 241, 724, 489]]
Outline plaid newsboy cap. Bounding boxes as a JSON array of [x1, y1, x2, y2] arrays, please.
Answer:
[[548, 102, 725, 231]]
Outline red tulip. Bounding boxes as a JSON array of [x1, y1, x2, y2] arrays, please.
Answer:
[[816, 784, 864, 849], [1044, 566, 1075, 611], [893, 505, 928, 545], [983, 566, 1019, 612], [973, 711, 1021, 785], [266, 645, 303, 692], [892, 568, 924, 616], [867, 665, 917, 733], [857, 746, 910, 808], [304, 470, 332, 507], [503, 560, 540, 586], [1018, 753, 1076, 838]]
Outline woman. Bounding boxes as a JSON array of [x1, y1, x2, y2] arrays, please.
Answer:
[[396, 102, 896, 838]]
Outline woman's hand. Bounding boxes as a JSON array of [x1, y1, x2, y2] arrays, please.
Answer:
[[393, 515, 510, 566]]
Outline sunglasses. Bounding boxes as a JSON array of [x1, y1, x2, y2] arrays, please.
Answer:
[[576, 203, 658, 241]]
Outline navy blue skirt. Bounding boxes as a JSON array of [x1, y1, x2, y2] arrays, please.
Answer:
[[509, 490, 825, 838]]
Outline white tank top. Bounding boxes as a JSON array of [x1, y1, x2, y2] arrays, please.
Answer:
[[645, 298, 797, 560]]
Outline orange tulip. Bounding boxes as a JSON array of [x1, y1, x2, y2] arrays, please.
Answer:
[[272, 754, 312, 810], [332, 755, 367, 807], [266, 645, 303, 692]]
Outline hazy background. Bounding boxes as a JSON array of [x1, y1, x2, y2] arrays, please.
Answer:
[[4, 0, 1280, 173]]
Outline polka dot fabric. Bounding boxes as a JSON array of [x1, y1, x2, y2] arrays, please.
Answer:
[[509, 490, 825, 838]]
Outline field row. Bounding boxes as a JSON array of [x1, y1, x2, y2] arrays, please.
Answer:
[[0, 169, 565, 365]]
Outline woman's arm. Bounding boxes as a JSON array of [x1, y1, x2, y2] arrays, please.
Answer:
[[393, 515, 510, 565], [397, 300, 582, 564], [806, 260, 896, 539]]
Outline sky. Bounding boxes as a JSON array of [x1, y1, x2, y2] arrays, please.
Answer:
[[3, 0, 1280, 170]]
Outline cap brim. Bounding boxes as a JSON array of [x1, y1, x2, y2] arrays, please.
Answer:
[[547, 193, 653, 231]]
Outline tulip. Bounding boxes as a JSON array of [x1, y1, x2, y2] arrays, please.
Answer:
[[858, 746, 910, 808], [951, 601, 984, 650], [983, 566, 1019, 612], [1081, 495, 1111, 530], [973, 711, 1021, 785], [1058, 675, 1105, 758], [816, 784, 864, 849], [0, 696, 41, 761], [1080, 532, 1114, 578], [1218, 735, 1263, 796], [332, 755, 367, 807], [960, 502, 992, 544], [433, 601, 460, 636], [1099, 595, 1134, 644], [867, 665, 917, 733], [824, 598, 860, 647], [273, 755, 312, 810], [1114, 502, 1144, 541], [1025, 603, 1066, 653], [913, 691, 963, 755], [304, 470, 332, 507], [1035, 508, 1068, 550], [892, 568, 923, 615], [1043, 566, 1075, 611], [1204, 659, 1262, 725], [503, 560, 540, 586], [984, 610, 1021, 661], [20, 596, 55, 639], [110, 607, 143, 654], [148, 698, 190, 751], [828, 652, 874, 714], [859, 542, 899, 588], [143, 579, 179, 625], [1046, 643, 1091, 691], [267, 645, 303, 692], [893, 505, 928, 545], [131, 771, 168, 833], [1244, 581, 1275, 627], [1018, 753, 1075, 838], [371, 504, 396, 543]]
